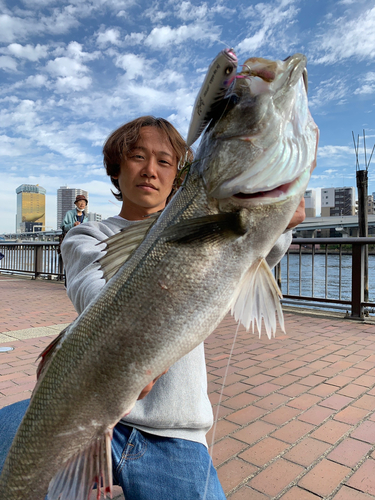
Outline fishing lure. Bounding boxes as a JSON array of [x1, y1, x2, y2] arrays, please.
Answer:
[[186, 48, 238, 147]]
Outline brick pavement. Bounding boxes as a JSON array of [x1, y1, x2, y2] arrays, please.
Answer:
[[1, 274, 375, 498], [0, 274, 77, 333]]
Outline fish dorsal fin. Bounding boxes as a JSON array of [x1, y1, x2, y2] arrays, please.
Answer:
[[98, 212, 160, 282], [48, 430, 113, 500], [230, 258, 285, 339], [161, 212, 246, 244]]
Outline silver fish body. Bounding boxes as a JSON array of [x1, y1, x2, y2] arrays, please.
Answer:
[[0, 53, 318, 500]]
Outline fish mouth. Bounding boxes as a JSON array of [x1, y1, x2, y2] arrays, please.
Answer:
[[233, 180, 293, 200], [230, 172, 307, 206]]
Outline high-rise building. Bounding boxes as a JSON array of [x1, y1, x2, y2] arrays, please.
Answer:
[[304, 189, 316, 217], [321, 187, 355, 217], [57, 186, 88, 230], [355, 194, 375, 215], [368, 195, 375, 214], [87, 212, 102, 222], [16, 184, 46, 233]]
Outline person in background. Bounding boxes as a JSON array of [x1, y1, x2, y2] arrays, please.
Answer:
[[61, 194, 88, 233]]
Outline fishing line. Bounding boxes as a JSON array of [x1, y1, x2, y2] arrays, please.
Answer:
[[203, 319, 241, 500]]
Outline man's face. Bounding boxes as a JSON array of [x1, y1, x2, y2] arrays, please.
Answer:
[[114, 127, 178, 218], [75, 200, 87, 210]]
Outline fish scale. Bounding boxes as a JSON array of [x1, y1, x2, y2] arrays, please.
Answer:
[[0, 53, 318, 500]]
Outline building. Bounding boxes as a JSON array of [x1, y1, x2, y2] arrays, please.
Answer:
[[16, 184, 46, 233], [368, 195, 375, 214], [57, 186, 88, 230], [321, 187, 355, 217], [304, 189, 316, 217], [87, 212, 102, 222], [355, 194, 375, 215]]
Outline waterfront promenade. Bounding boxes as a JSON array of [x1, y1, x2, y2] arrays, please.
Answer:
[[1, 274, 375, 499]]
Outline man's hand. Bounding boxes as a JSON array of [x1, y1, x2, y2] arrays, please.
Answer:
[[286, 198, 305, 230], [74, 221, 81, 226], [137, 369, 169, 400]]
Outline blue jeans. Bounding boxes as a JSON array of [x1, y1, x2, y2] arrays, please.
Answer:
[[0, 400, 226, 500]]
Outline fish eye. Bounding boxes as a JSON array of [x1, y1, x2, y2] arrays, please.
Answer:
[[225, 66, 233, 75]]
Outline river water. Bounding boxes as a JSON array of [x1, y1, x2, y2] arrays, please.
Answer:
[[278, 253, 375, 306]]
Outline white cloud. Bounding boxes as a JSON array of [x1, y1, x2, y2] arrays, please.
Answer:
[[355, 72, 375, 95], [144, 3, 170, 23], [144, 23, 221, 49], [0, 7, 80, 44], [317, 145, 353, 158], [39, 6, 81, 35], [153, 69, 184, 87], [0, 55, 17, 71], [308, 77, 348, 110], [124, 32, 145, 45], [25, 74, 49, 87], [0, 14, 29, 43], [7, 43, 48, 61], [0, 134, 33, 156], [236, 0, 299, 54], [311, 7, 375, 64], [66, 41, 100, 61], [114, 53, 147, 79], [46, 57, 89, 78], [175, 1, 209, 21], [96, 27, 122, 47], [55, 75, 92, 92], [19, 0, 60, 6]]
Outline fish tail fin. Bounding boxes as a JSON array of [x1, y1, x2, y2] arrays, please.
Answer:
[[230, 258, 285, 339], [48, 430, 113, 500]]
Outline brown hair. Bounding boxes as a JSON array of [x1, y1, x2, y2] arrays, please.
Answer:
[[103, 116, 194, 201]]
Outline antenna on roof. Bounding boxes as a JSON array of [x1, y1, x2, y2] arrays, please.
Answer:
[[352, 130, 375, 171], [352, 131, 359, 170]]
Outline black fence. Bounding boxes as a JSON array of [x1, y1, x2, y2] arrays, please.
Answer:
[[0, 242, 64, 280], [274, 237, 375, 319], [1, 238, 374, 319]]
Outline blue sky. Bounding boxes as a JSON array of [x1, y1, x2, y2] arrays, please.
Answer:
[[0, 0, 375, 233]]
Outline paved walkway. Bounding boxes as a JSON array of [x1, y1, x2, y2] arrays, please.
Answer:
[[1, 274, 375, 499]]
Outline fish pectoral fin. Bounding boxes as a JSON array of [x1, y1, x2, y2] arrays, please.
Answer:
[[48, 430, 113, 500], [230, 258, 285, 339], [98, 211, 160, 282], [162, 212, 246, 244]]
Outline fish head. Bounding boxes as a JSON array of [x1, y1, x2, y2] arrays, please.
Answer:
[[197, 53, 319, 231]]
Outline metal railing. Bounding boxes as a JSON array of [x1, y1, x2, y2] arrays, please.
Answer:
[[0, 242, 64, 280], [275, 237, 375, 319], [1, 238, 374, 319]]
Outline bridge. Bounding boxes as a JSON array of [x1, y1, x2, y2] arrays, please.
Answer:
[[295, 215, 375, 236]]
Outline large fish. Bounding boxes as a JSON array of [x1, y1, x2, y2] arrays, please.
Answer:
[[0, 53, 318, 500]]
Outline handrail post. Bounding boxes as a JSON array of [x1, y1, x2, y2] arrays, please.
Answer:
[[58, 254, 64, 281], [351, 242, 364, 319], [34, 245, 43, 279]]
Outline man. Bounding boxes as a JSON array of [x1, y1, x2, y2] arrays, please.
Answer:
[[61, 194, 88, 233], [0, 116, 304, 499]]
